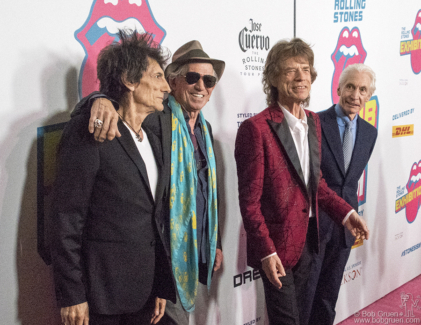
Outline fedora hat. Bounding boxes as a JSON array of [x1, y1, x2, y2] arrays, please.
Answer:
[[165, 40, 225, 80]]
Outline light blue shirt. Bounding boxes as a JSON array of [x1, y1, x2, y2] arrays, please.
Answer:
[[335, 103, 358, 146]]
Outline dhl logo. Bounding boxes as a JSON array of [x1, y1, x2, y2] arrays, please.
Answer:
[[392, 125, 414, 138], [400, 39, 421, 55], [357, 96, 379, 205]]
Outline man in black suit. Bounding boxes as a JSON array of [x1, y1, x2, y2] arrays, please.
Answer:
[[51, 31, 176, 325], [302, 63, 378, 325], [70, 40, 224, 325]]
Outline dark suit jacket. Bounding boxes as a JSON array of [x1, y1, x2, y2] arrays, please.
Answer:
[[235, 104, 353, 270], [318, 105, 377, 247], [71, 93, 221, 278], [51, 111, 176, 315]]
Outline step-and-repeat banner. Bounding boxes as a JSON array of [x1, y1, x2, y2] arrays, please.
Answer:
[[0, 0, 420, 324], [0, 1, 292, 324], [297, 1, 421, 323]]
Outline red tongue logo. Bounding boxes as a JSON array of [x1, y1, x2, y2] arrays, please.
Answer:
[[331, 27, 367, 104], [411, 10, 421, 74], [405, 161, 421, 223], [75, 0, 166, 98]]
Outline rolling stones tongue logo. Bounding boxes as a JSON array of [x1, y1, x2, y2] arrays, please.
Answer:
[[331, 27, 367, 104], [75, 0, 166, 97], [405, 161, 421, 223], [411, 10, 421, 74]]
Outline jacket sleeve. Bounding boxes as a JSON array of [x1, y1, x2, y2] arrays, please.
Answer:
[[235, 119, 276, 260], [51, 114, 100, 307], [317, 172, 354, 226], [70, 91, 119, 118]]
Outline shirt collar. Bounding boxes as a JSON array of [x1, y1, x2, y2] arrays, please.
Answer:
[[278, 102, 308, 130], [182, 109, 202, 129], [335, 103, 358, 127]]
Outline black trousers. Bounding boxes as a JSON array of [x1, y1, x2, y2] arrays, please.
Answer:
[[89, 295, 156, 325], [304, 222, 352, 325], [261, 217, 317, 325]]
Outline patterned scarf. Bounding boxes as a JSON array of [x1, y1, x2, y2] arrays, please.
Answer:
[[168, 95, 218, 312]]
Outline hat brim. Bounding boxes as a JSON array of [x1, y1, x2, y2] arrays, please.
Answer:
[[165, 57, 225, 81]]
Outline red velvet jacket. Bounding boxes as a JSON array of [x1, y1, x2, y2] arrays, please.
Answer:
[[235, 104, 353, 269]]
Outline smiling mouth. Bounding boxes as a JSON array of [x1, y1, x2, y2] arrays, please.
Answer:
[[75, 0, 166, 97], [191, 94, 204, 98], [331, 27, 367, 104]]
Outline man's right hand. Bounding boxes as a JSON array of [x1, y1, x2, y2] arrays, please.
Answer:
[[61, 301, 89, 325], [89, 98, 121, 142], [261, 254, 286, 289]]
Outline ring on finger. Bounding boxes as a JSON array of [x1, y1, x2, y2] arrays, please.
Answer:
[[94, 118, 103, 128]]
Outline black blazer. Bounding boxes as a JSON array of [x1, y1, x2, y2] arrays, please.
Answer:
[[318, 105, 377, 247], [71, 93, 222, 280], [51, 110, 175, 315]]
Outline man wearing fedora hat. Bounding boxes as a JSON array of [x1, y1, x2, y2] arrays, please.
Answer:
[[71, 39, 224, 324]]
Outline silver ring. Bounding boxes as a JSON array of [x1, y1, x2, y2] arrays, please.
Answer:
[[94, 118, 103, 128]]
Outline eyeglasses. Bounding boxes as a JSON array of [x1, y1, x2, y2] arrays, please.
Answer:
[[182, 72, 217, 88]]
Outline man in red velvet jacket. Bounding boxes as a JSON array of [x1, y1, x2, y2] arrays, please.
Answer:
[[234, 39, 370, 325]]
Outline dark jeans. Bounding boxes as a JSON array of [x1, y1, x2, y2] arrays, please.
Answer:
[[261, 217, 317, 325]]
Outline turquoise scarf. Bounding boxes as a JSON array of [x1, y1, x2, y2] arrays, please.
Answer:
[[168, 95, 218, 312]]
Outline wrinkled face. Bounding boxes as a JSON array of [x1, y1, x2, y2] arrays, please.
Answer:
[[337, 70, 372, 120], [132, 58, 170, 112], [274, 56, 312, 106], [170, 62, 216, 113]]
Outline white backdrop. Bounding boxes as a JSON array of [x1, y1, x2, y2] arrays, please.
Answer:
[[0, 1, 420, 324]]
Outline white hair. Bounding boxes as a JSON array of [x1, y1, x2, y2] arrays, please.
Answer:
[[338, 63, 376, 95]]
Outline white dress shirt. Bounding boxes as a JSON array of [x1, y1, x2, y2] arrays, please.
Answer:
[[279, 103, 311, 215], [124, 123, 158, 201]]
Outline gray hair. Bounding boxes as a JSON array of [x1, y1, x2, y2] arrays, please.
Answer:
[[338, 63, 376, 96], [167, 61, 218, 82]]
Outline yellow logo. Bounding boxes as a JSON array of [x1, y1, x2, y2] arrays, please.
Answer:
[[352, 238, 364, 249], [392, 124, 414, 138]]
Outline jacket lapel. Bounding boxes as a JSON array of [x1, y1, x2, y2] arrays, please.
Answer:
[[267, 115, 307, 192], [161, 101, 173, 172], [323, 105, 346, 177], [116, 120, 153, 200], [154, 106, 172, 205], [307, 113, 320, 194]]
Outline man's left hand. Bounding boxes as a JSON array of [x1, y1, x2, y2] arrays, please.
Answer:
[[344, 211, 370, 240], [151, 297, 166, 324], [213, 248, 223, 271]]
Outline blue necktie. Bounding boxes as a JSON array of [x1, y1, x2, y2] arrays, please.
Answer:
[[343, 121, 353, 173]]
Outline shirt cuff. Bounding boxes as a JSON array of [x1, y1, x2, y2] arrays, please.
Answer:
[[261, 252, 277, 262], [342, 209, 355, 225]]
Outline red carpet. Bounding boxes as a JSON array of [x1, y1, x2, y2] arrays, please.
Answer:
[[338, 274, 421, 324]]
